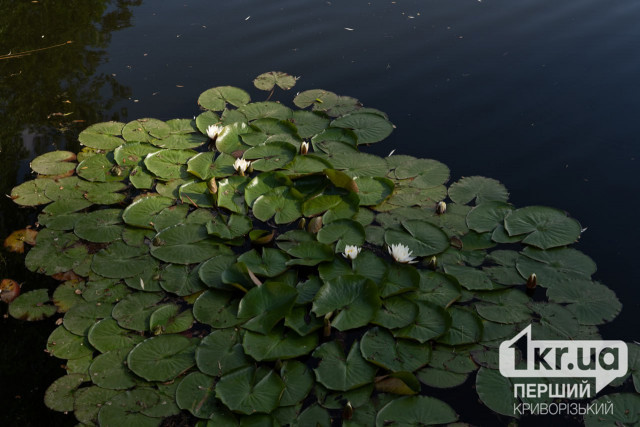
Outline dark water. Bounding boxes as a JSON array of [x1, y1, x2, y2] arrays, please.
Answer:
[[1, 0, 639, 425]]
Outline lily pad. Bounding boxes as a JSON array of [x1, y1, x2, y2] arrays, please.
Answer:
[[215, 366, 285, 415], [78, 121, 125, 150], [375, 395, 458, 426], [122, 194, 175, 229], [8, 288, 57, 321], [176, 372, 221, 419], [546, 279, 621, 325], [312, 274, 381, 331], [331, 112, 394, 144], [144, 149, 196, 180], [198, 86, 251, 111], [254, 71, 298, 91], [87, 317, 145, 352], [448, 176, 509, 205], [504, 206, 582, 249], [44, 374, 85, 412], [313, 340, 377, 392], [237, 282, 298, 333], [360, 327, 431, 372], [31, 151, 77, 176], [196, 328, 250, 377], [192, 290, 242, 328], [92, 241, 155, 279], [111, 292, 163, 332], [243, 326, 318, 361], [127, 334, 198, 381], [89, 347, 139, 389]]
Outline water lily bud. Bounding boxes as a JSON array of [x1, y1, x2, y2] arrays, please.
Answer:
[[307, 217, 323, 234], [300, 141, 309, 155], [436, 201, 447, 215], [298, 217, 307, 230], [526, 273, 537, 289], [343, 401, 354, 420], [427, 256, 437, 270], [207, 177, 217, 194]]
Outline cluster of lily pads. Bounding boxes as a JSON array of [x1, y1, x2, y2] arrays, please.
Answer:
[[5, 72, 639, 426]]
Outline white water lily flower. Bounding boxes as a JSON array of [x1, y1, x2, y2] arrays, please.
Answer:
[[206, 124, 224, 140], [342, 245, 361, 260], [233, 157, 251, 176], [300, 141, 309, 155], [388, 243, 417, 264]]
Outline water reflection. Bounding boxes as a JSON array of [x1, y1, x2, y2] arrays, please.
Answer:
[[0, 1, 141, 425]]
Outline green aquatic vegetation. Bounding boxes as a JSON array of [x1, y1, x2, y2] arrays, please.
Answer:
[[5, 72, 633, 425]]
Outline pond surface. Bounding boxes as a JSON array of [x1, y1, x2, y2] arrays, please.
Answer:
[[1, 0, 639, 425]]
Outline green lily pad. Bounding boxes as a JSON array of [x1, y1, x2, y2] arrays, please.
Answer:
[[354, 177, 394, 205], [504, 206, 582, 249], [546, 279, 621, 325], [293, 89, 339, 109], [149, 303, 194, 334], [153, 133, 208, 150], [10, 178, 53, 206], [8, 288, 57, 321], [325, 152, 388, 178], [31, 150, 77, 176], [127, 334, 198, 381], [317, 219, 365, 253], [217, 175, 249, 214], [237, 282, 297, 333], [444, 264, 496, 290], [192, 290, 242, 328], [198, 86, 251, 111], [375, 395, 458, 426], [331, 112, 394, 144], [372, 296, 418, 329], [196, 328, 250, 377], [44, 374, 85, 412], [122, 118, 170, 142], [466, 201, 514, 233], [515, 246, 596, 286], [87, 317, 145, 352], [254, 71, 298, 91], [475, 367, 517, 418], [144, 149, 196, 180], [63, 301, 114, 336], [47, 325, 94, 360], [284, 241, 335, 266], [239, 101, 292, 121], [89, 347, 139, 389], [313, 340, 377, 392], [77, 152, 126, 182], [215, 366, 285, 415], [393, 301, 451, 343], [448, 176, 509, 205], [78, 121, 125, 150], [111, 292, 163, 332], [360, 327, 431, 372], [279, 361, 314, 406], [291, 110, 330, 138], [416, 367, 468, 389], [92, 241, 155, 279], [150, 223, 229, 264], [97, 389, 162, 427], [437, 306, 483, 345], [122, 194, 174, 229], [74, 208, 124, 243], [253, 186, 303, 224], [176, 371, 222, 419], [384, 219, 450, 257], [243, 141, 296, 171], [243, 326, 318, 361], [312, 274, 381, 331], [237, 248, 289, 278], [73, 386, 120, 425]]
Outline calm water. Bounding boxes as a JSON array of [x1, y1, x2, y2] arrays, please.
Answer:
[[1, 0, 639, 425]]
